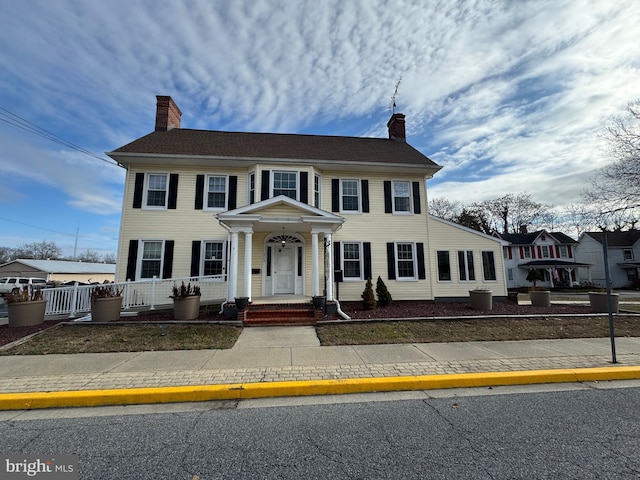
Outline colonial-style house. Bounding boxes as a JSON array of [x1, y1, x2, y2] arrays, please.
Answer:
[[107, 96, 507, 312], [575, 231, 640, 289], [496, 229, 588, 289]]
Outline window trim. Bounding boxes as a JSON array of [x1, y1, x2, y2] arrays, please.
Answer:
[[541, 245, 550, 258], [391, 180, 413, 214], [395, 241, 417, 281], [458, 250, 476, 282], [436, 250, 451, 282], [341, 241, 364, 281], [314, 174, 321, 209], [201, 240, 227, 278], [143, 173, 169, 210], [339, 178, 361, 213], [481, 250, 497, 282], [559, 245, 568, 258], [623, 249, 634, 261], [248, 171, 256, 205], [523, 246, 531, 259], [203, 174, 229, 211], [137, 240, 165, 280], [271, 170, 299, 200]]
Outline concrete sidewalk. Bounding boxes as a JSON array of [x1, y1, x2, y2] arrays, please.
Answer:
[[1, 327, 640, 410]]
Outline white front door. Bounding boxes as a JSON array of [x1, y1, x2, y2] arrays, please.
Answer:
[[274, 245, 295, 294]]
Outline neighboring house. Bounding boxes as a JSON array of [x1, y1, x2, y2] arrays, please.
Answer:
[[0, 259, 115, 284], [495, 229, 588, 289], [575, 231, 640, 288], [107, 96, 507, 304]]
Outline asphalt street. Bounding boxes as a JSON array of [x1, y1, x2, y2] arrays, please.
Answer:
[[2, 384, 639, 479]]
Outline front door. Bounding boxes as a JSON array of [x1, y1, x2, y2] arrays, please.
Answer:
[[274, 245, 295, 294]]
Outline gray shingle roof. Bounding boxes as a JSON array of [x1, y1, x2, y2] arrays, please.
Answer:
[[109, 128, 440, 169], [584, 231, 640, 247], [498, 230, 576, 245], [1, 259, 116, 274]]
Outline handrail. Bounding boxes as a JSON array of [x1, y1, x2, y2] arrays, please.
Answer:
[[41, 275, 227, 318]]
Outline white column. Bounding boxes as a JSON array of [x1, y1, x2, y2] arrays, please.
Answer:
[[227, 230, 239, 301], [325, 232, 334, 301], [311, 230, 319, 296], [243, 230, 253, 300]]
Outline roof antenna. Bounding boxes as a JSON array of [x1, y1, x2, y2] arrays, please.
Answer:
[[389, 76, 402, 114]]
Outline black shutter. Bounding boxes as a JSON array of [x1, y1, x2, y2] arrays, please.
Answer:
[[126, 240, 139, 280], [361, 180, 370, 213], [228, 176, 238, 210], [162, 240, 174, 279], [300, 172, 308, 204], [387, 242, 396, 279], [191, 241, 201, 277], [363, 242, 372, 280], [417, 242, 426, 279], [168, 174, 179, 209], [331, 179, 339, 212], [334, 241, 341, 282], [261, 170, 270, 200], [412, 181, 421, 214], [195, 175, 204, 210], [133, 173, 144, 208], [384, 181, 392, 213]]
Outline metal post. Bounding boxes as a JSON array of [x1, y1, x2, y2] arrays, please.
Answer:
[[603, 235, 617, 364]]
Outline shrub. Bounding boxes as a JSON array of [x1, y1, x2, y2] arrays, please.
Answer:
[[170, 281, 201, 299], [376, 276, 392, 306], [361, 278, 377, 310]]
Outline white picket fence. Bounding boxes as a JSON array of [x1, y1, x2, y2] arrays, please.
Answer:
[[41, 275, 227, 318]]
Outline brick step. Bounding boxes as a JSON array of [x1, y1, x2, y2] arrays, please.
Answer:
[[244, 317, 317, 326], [246, 309, 315, 320]]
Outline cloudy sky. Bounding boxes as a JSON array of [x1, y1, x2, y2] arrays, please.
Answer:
[[0, 0, 638, 258]]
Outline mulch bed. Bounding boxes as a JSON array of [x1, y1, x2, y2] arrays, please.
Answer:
[[0, 301, 608, 348]]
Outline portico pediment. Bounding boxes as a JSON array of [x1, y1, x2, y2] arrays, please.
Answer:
[[216, 195, 344, 232]]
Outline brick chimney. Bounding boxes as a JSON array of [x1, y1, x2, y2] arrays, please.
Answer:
[[155, 96, 182, 132], [387, 113, 406, 141]]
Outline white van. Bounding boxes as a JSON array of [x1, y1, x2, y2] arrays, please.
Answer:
[[0, 277, 48, 294]]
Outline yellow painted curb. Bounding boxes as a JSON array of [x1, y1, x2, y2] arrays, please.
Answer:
[[1, 366, 640, 410]]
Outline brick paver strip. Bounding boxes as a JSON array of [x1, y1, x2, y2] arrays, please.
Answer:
[[0, 354, 637, 393]]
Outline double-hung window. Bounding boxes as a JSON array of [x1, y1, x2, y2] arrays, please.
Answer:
[[340, 179, 360, 212], [273, 171, 298, 199], [203, 241, 225, 276], [145, 173, 168, 208], [396, 242, 416, 279], [458, 250, 475, 281], [559, 245, 568, 258], [541, 246, 550, 258], [342, 242, 363, 280], [248, 172, 255, 204], [314, 174, 321, 208], [623, 249, 634, 261], [139, 241, 164, 279], [523, 246, 531, 259], [392, 180, 412, 213], [437, 251, 451, 281], [482, 251, 497, 281], [206, 175, 227, 210]]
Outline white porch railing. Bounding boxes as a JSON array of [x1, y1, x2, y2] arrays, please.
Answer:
[[41, 275, 227, 318]]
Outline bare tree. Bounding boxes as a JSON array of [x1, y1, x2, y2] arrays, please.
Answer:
[[464, 193, 552, 234], [584, 100, 640, 227], [0, 247, 16, 265], [428, 197, 461, 220], [76, 249, 102, 263], [103, 253, 117, 264], [15, 240, 62, 260]]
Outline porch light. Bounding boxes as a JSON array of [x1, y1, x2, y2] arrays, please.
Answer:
[[281, 227, 286, 247]]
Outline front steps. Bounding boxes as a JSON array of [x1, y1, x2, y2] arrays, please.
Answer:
[[240, 301, 322, 326]]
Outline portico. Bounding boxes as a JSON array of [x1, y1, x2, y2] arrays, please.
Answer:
[[216, 196, 344, 305]]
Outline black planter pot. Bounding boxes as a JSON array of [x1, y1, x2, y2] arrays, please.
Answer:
[[235, 297, 250, 311], [312, 296, 326, 308]]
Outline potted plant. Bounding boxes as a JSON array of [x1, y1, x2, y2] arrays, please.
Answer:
[[526, 269, 550, 307], [170, 281, 201, 320], [90, 284, 123, 322], [3, 286, 47, 327], [588, 288, 619, 313], [469, 287, 492, 310]]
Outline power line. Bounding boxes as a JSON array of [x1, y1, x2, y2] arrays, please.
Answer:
[[0, 216, 117, 245], [0, 106, 120, 167]]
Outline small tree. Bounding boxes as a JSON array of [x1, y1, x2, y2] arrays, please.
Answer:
[[526, 269, 543, 290], [361, 278, 376, 310], [376, 276, 392, 306]]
